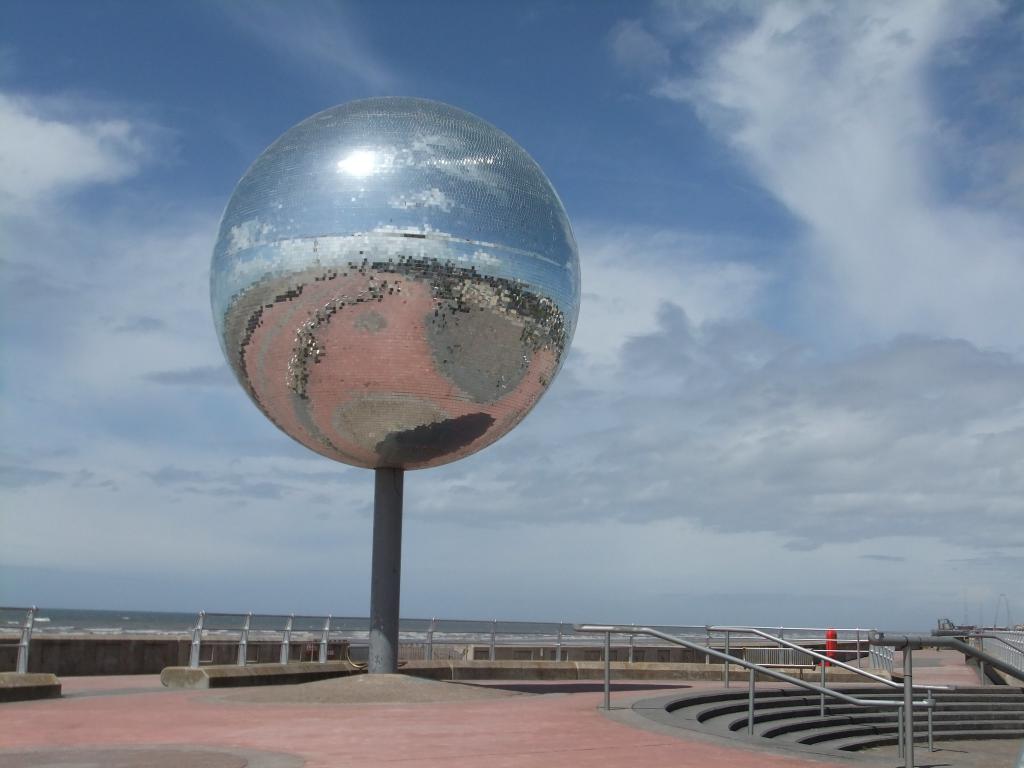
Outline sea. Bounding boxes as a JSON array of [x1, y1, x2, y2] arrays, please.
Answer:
[[1, 607, 200, 637], [0, 607, 607, 641]]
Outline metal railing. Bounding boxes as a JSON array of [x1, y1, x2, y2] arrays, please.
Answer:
[[577, 622, 934, 768], [3, 607, 886, 672], [741, 646, 814, 666], [0, 606, 36, 673], [710, 625, 948, 696], [973, 631, 1024, 681], [712, 626, 863, 672], [870, 641, 896, 673], [870, 631, 1024, 768], [422, 618, 575, 661], [188, 611, 345, 668], [190, 614, 828, 666]]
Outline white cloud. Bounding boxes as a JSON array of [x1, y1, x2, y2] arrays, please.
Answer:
[[0, 93, 149, 209], [0, 93, 223, 465], [642, 1, 1024, 352], [217, 0, 398, 92], [428, 312, 1024, 554], [573, 224, 769, 370], [609, 19, 670, 76]]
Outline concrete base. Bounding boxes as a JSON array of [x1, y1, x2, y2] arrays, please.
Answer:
[[160, 661, 360, 690], [0, 672, 61, 702], [400, 660, 881, 683], [160, 660, 881, 689]]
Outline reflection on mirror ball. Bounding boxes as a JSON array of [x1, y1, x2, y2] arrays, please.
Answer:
[[211, 97, 580, 470]]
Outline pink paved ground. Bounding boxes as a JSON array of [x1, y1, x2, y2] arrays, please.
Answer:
[[0, 676, 842, 768], [902, 648, 983, 687]]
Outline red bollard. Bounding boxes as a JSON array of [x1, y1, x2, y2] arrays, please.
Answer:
[[825, 628, 838, 667]]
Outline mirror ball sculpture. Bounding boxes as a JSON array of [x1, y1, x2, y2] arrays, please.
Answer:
[[211, 97, 579, 672]]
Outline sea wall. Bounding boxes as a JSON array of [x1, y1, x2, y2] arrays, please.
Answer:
[[0, 636, 351, 677], [1, 635, 864, 677]]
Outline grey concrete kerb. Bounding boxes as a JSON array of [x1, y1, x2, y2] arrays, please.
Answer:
[[0, 672, 61, 702], [161, 660, 360, 689]]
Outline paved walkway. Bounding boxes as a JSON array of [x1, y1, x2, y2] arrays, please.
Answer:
[[901, 649, 983, 687], [0, 676, 844, 768]]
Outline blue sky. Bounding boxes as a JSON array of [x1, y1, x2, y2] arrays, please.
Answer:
[[1, 0, 1022, 630]]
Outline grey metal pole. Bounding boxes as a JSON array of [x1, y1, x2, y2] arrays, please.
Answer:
[[747, 667, 756, 735], [490, 620, 496, 661], [724, 631, 730, 688], [897, 705, 904, 758], [603, 631, 611, 710], [16, 606, 35, 674], [279, 614, 293, 665], [189, 611, 205, 669], [369, 467, 404, 674], [426, 617, 435, 662], [927, 692, 934, 752], [318, 615, 330, 663], [903, 647, 914, 768], [237, 612, 252, 666], [820, 661, 826, 717], [556, 622, 563, 662]]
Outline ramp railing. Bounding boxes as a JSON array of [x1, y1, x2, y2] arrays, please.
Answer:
[[710, 625, 949, 694], [870, 632, 1024, 768], [577, 622, 935, 768], [972, 632, 1024, 681]]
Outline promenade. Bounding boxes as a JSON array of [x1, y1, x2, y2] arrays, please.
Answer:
[[1, 651, 1020, 768], [0, 675, 838, 768]]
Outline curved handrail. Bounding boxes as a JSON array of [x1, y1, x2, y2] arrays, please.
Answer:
[[710, 625, 951, 692], [575, 624, 930, 709], [969, 633, 1024, 654], [872, 632, 1024, 681]]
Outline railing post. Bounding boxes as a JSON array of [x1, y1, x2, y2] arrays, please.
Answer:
[[319, 615, 330, 663], [279, 614, 293, 665], [189, 611, 205, 669], [856, 629, 862, 668], [426, 617, 435, 662], [927, 691, 934, 752], [556, 622, 563, 662], [819, 659, 826, 717], [603, 631, 611, 710], [747, 667, 755, 735], [897, 705, 904, 758], [237, 612, 252, 666], [903, 646, 914, 768], [489, 620, 496, 662], [628, 625, 635, 663], [16, 606, 35, 674], [723, 630, 730, 688]]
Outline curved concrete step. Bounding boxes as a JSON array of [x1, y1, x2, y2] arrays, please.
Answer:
[[832, 727, 1024, 752], [727, 704, 1024, 732], [771, 715, 1024, 742], [686, 689, 1023, 726], [648, 684, 1024, 757]]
